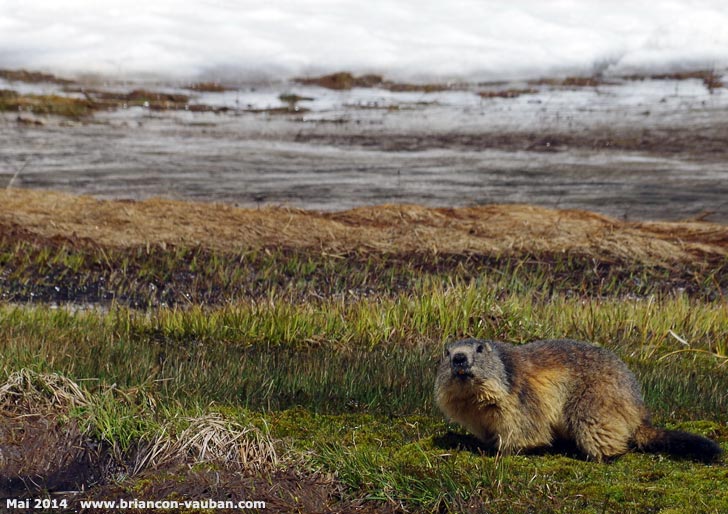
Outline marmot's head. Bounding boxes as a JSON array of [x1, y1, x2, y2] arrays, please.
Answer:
[[435, 338, 510, 402]]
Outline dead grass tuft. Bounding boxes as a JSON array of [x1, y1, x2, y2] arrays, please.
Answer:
[[0, 369, 90, 413], [135, 414, 278, 474]]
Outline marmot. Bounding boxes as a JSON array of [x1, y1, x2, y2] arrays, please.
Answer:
[[434, 338, 722, 462]]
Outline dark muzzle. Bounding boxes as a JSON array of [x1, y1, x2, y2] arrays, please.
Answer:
[[451, 352, 473, 379]]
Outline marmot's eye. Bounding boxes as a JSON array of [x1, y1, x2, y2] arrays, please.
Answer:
[[476, 344, 484, 353]]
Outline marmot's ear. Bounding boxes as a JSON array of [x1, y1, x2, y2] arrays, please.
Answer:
[[475, 343, 492, 353]]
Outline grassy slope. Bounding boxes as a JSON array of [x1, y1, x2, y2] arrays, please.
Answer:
[[1, 190, 727, 512], [2, 290, 727, 512]]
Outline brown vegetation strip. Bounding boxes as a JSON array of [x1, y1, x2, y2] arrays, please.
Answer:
[[0, 89, 94, 117], [0, 69, 74, 85], [295, 71, 457, 92], [1, 189, 726, 266]]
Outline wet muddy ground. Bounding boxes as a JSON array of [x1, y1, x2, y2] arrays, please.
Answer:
[[1, 72, 728, 222]]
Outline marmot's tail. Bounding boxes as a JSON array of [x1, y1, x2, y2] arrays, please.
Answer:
[[634, 425, 722, 463]]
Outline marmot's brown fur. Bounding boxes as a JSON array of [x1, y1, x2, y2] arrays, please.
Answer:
[[435, 338, 722, 462]]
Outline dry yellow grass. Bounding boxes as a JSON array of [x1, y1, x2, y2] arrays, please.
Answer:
[[1, 188, 727, 265]]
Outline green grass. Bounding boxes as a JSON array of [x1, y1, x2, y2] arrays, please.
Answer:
[[3, 237, 728, 306], [281, 411, 727, 513], [1, 284, 726, 421], [8, 376, 724, 512], [2, 240, 727, 511], [1, 239, 422, 306]]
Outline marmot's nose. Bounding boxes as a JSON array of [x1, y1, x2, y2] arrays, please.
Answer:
[[452, 352, 468, 367]]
